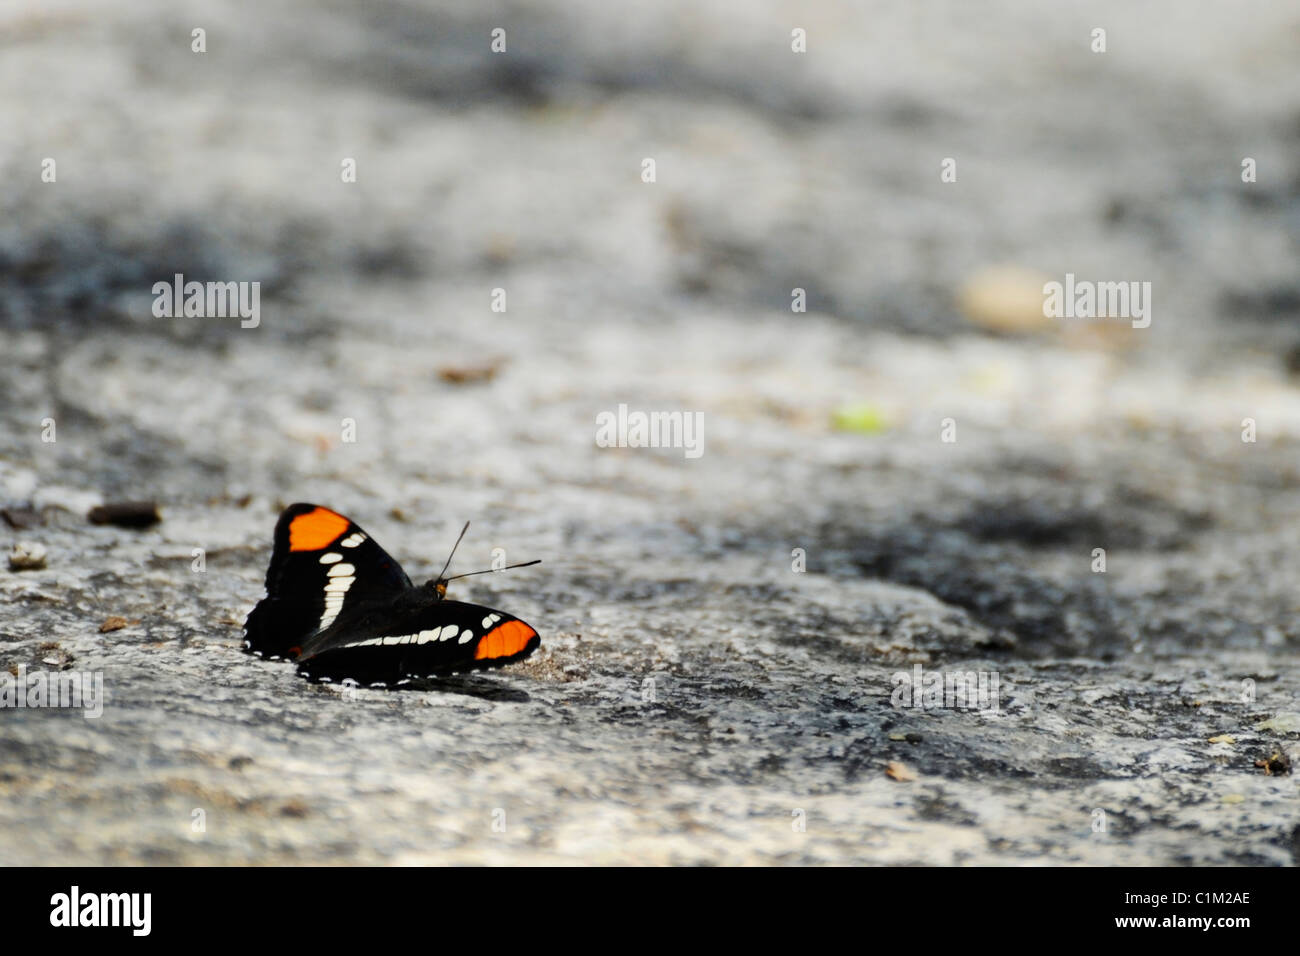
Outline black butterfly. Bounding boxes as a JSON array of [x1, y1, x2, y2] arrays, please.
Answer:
[[243, 503, 540, 688]]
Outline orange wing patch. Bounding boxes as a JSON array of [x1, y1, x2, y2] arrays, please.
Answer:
[[288, 507, 351, 552], [475, 620, 537, 660]]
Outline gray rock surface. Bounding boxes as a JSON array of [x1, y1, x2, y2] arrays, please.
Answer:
[[1, 0, 1299, 864]]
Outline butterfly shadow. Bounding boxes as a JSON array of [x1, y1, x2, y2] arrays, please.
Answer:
[[399, 675, 532, 703]]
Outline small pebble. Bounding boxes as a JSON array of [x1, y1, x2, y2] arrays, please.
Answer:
[[8, 541, 47, 571], [38, 642, 73, 669], [957, 265, 1054, 334], [88, 501, 161, 528], [279, 799, 310, 818]]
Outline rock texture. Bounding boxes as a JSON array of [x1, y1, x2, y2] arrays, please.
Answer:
[[1, 0, 1299, 864]]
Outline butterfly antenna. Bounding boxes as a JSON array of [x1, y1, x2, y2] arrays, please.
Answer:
[[436, 521, 471, 581], [444, 559, 541, 583]]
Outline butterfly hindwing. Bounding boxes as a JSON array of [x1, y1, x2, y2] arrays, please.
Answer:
[[295, 601, 540, 686], [243, 503, 413, 660]]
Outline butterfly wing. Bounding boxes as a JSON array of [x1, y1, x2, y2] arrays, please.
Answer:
[[295, 600, 540, 687], [243, 503, 413, 660]]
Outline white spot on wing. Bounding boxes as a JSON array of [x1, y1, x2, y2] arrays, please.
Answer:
[[457, 627, 475, 644], [481, 613, 501, 628], [318, 568, 355, 629], [340, 533, 366, 548], [319, 552, 343, 564], [327, 563, 355, 577]]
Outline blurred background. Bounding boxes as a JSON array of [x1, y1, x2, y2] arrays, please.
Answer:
[[1, 0, 1298, 865]]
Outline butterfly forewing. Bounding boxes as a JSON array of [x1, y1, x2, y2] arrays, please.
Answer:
[[243, 503, 413, 660]]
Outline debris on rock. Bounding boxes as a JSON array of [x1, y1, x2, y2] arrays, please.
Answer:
[[886, 761, 918, 782], [37, 642, 74, 670], [88, 501, 161, 528], [1254, 750, 1291, 776], [8, 541, 47, 571], [957, 265, 1054, 334], [1256, 713, 1300, 734], [438, 361, 503, 385], [832, 403, 891, 434]]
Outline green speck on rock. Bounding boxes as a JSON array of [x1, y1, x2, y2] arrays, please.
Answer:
[[832, 403, 891, 434]]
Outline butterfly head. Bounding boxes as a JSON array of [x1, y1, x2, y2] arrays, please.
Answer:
[[431, 521, 540, 596], [414, 577, 450, 601]]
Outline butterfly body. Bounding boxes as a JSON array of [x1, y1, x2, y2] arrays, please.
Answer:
[[243, 503, 540, 688]]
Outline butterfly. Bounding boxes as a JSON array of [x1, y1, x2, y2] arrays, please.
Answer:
[[243, 503, 541, 688]]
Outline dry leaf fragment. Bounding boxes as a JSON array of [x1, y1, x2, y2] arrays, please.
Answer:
[[438, 361, 503, 385], [886, 761, 917, 782]]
